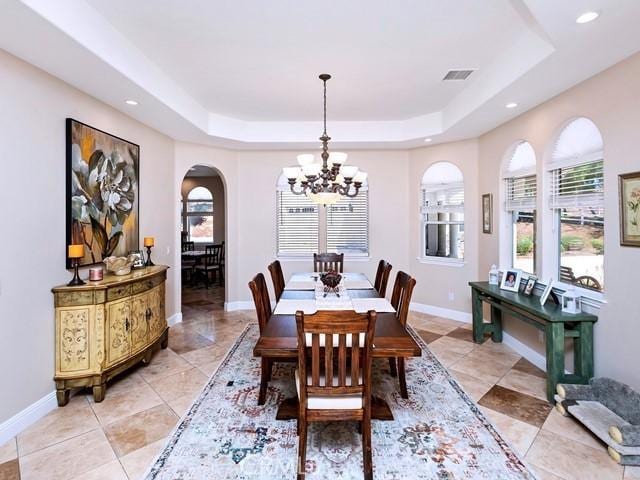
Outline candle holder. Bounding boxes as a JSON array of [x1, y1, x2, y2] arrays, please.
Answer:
[[145, 245, 155, 267], [68, 258, 86, 286]]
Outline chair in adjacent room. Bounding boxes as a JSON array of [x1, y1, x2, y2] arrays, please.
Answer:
[[268, 260, 286, 302], [295, 309, 376, 480], [373, 259, 392, 298], [194, 244, 223, 288], [181, 241, 196, 285], [387, 271, 416, 399], [313, 252, 344, 273]]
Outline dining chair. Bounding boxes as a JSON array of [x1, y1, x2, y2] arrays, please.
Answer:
[[267, 260, 285, 302], [295, 309, 376, 480], [373, 259, 392, 298], [313, 252, 344, 273], [182, 241, 195, 252], [194, 244, 223, 288], [387, 271, 416, 399]]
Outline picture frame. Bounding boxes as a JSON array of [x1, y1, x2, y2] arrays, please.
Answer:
[[500, 268, 522, 292], [539, 278, 554, 305], [482, 193, 493, 234], [129, 250, 145, 269], [66, 118, 140, 269], [523, 275, 537, 296], [619, 171, 640, 247]]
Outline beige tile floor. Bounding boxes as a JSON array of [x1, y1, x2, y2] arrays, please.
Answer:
[[0, 291, 632, 479]]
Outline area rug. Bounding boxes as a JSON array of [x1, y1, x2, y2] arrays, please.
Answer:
[[145, 324, 536, 479]]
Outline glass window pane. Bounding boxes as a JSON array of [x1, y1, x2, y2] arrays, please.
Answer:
[[513, 211, 535, 273], [424, 215, 464, 259], [559, 208, 604, 291], [187, 201, 213, 213], [189, 215, 213, 243], [187, 186, 213, 200]]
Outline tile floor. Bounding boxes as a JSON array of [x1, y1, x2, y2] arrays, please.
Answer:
[[0, 294, 635, 479]]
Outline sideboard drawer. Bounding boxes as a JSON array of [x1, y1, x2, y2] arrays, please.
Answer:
[[107, 284, 132, 302], [131, 274, 164, 295]]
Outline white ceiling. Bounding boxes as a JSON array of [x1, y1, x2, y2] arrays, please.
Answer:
[[1, 0, 640, 149]]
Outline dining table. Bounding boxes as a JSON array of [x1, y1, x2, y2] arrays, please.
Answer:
[[253, 272, 421, 421]]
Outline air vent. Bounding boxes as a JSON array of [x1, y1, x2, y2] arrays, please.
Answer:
[[443, 69, 475, 81]]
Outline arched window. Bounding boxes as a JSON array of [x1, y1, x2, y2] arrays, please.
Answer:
[[503, 141, 537, 273], [420, 162, 464, 261], [548, 117, 604, 292], [276, 173, 369, 257], [184, 186, 214, 243]]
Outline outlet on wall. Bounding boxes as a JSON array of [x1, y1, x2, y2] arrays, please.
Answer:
[[448, 291, 454, 301]]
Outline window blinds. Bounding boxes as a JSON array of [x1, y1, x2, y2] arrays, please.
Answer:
[[505, 175, 537, 211], [326, 190, 369, 255], [421, 184, 464, 217], [549, 160, 604, 210], [276, 191, 319, 255]]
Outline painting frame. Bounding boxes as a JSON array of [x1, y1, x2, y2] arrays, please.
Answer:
[[482, 193, 493, 234], [619, 171, 640, 247], [66, 118, 140, 269]]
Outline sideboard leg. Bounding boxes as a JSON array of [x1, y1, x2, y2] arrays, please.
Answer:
[[93, 383, 106, 403], [161, 330, 169, 349], [56, 388, 70, 407]]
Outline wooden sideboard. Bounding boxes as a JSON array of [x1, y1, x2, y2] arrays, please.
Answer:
[[52, 265, 169, 406]]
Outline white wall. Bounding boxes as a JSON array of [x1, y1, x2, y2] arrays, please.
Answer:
[[0, 49, 177, 423]]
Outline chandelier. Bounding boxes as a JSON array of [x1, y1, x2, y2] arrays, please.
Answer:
[[282, 74, 367, 206]]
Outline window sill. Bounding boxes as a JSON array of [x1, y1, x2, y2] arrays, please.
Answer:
[[416, 257, 465, 267], [276, 255, 371, 262], [552, 281, 607, 309]]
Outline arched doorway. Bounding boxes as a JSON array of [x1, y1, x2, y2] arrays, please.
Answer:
[[180, 165, 226, 317]]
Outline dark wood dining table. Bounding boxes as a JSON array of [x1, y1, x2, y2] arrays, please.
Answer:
[[253, 273, 421, 420]]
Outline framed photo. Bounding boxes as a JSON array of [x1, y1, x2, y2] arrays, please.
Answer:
[[129, 250, 145, 269], [500, 268, 522, 292], [523, 275, 537, 296], [619, 171, 640, 247], [66, 119, 140, 268], [539, 278, 554, 305], [482, 193, 493, 234]]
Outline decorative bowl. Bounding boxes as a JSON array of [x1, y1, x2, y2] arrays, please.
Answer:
[[104, 255, 137, 276], [320, 270, 342, 289]]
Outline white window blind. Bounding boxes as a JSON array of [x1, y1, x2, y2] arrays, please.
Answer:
[[276, 191, 319, 256], [549, 160, 604, 210], [326, 190, 369, 255], [421, 183, 465, 217], [505, 175, 537, 211]]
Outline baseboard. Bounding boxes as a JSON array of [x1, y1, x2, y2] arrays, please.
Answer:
[[410, 302, 472, 323], [410, 302, 548, 373], [167, 312, 182, 326], [224, 301, 255, 311], [0, 391, 58, 445]]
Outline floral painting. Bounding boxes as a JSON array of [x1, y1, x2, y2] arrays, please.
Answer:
[[619, 171, 640, 247], [66, 119, 139, 267]]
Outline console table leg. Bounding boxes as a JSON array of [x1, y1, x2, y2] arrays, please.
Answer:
[[574, 322, 594, 382], [471, 288, 484, 343], [545, 322, 565, 403], [490, 305, 503, 343], [93, 383, 106, 403], [56, 388, 70, 407]]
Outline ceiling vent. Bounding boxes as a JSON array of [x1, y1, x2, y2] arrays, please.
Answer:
[[442, 69, 475, 81]]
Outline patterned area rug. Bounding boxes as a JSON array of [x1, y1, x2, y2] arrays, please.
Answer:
[[146, 324, 536, 479]]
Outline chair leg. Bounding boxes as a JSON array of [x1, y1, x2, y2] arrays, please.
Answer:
[[398, 357, 408, 399], [266, 359, 273, 381], [362, 413, 373, 480], [204, 270, 209, 289], [298, 417, 307, 480], [258, 357, 269, 405], [388, 357, 397, 377]]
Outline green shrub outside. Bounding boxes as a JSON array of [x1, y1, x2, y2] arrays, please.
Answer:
[[591, 238, 604, 254], [517, 236, 533, 255]]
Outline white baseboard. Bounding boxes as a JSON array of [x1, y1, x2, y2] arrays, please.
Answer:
[[410, 302, 548, 373], [0, 391, 58, 445], [224, 301, 255, 311], [410, 302, 472, 323], [167, 312, 182, 326]]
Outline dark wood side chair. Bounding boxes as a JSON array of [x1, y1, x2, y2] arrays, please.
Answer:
[[313, 252, 344, 273], [248, 272, 275, 405], [387, 271, 417, 399], [374, 259, 392, 298], [181, 241, 196, 285], [182, 241, 195, 252], [295, 310, 376, 480], [194, 244, 223, 288], [268, 260, 286, 302]]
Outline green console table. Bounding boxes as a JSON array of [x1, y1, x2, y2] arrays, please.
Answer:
[[468, 281, 597, 402]]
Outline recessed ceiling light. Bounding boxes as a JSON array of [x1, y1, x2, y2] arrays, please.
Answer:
[[576, 11, 599, 24], [505, 102, 518, 109], [125, 99, 138, 105], [424, 138, 432, 143]]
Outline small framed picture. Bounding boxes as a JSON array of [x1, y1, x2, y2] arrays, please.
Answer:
[[500, 269, 522, 292], [482, 193, 493, 234], [539, 278, 554, 305], [129, 250, 145, 269], [523, 275, 537, 296], [619, 171, 640, 247]]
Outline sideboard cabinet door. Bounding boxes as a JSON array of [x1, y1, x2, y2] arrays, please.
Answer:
[[130, 291, 150, 354], [56, 306, 93, 375], [148, 284, 166, 341], [106, 297, 131, 367]]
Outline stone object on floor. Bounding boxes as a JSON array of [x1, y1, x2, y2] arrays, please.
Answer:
[[555, 377, 640, 465]]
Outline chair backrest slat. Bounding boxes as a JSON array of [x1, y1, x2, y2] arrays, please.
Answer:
[[267, 260, 285, 302], [205, 244, 223, 266], [311, 334, 320, 387], [374, 259, 393, 298], [338, 334, 347, 387], [351, 332, 360, 387], [248, 273, 272, 333], [325, 333, 333, 387], [313, 253, 344, 273], [390, 271, 417, 326]]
